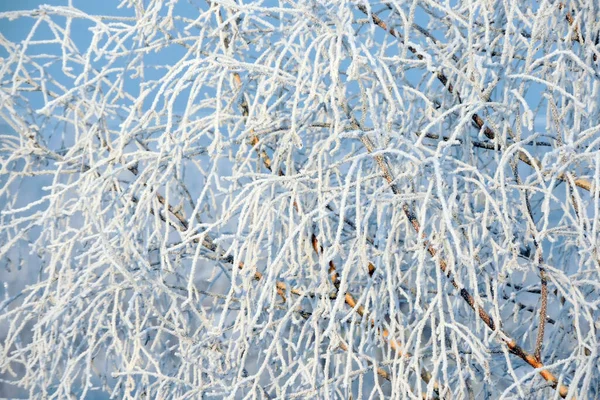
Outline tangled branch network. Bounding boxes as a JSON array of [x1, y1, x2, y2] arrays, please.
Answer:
[[1, 0, 599, 398]]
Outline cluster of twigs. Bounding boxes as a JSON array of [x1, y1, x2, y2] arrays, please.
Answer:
[[0, 0, 599, 398]]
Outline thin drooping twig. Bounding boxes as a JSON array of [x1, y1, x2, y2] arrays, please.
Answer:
[[511, 157, 549, 363], [535, 268, 548, 361]]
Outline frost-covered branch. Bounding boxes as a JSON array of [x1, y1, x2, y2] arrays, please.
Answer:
[[1, 0, 599, 398]]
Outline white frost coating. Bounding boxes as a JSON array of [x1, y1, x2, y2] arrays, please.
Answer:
[[0, 0, 599, 399]]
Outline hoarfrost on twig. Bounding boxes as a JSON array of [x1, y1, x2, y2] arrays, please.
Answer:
[[0, 0, 599, 398]]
